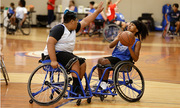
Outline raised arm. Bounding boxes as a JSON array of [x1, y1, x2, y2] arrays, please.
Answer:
[[115, 0, 122, 5], [80, 2, 104, 29]]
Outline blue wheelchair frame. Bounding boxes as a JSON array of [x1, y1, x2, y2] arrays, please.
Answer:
[[88, 61, 144, 102], [28, 59, 144, 105], [28, 59, 93, 106], [42, 59, 93, 99]]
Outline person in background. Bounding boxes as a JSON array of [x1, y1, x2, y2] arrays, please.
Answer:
[[106, 0, 122, 22], [7, 2, 15, 19], [162, 4, 171, 28], [47, 0, 55, 28], [94, 3, 107, 21], [165, 3, 180, 35], [88, 1, 95, 15], [69, 0, 78, 13], [10, 0, 27, 26], [114, 7, 127, 30]]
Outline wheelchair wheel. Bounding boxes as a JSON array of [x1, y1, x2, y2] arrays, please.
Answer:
[[113, 62, 145, 102], [0, 58, 9, 85], [27, 63, 68, 106], [6, 21, 16, 35], [19, 19, 31, 35], [2, 16, 9, 28], [162, 23, 170, 38], [103, 24, 121, 42]]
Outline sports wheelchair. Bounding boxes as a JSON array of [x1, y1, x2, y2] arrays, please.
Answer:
[[102, 20, 121, 42], [27, 56, 93, 106], [6, 17, 31, 35], [0, 56, 10, 85], [27, 55, 144, 106], [162, 23, 180, 38], [88, 60, 145, 102], [88, 19, 105, 37]]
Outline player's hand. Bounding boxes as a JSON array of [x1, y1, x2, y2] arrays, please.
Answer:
[[96, 2, 104, 13], [128, 43, 133, 49], [117, 31, 122, 41], [51, 61, 59, 69]]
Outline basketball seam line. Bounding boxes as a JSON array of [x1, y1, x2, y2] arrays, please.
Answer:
[[125, 32, 130, 45], [120, 33, 129, 45]]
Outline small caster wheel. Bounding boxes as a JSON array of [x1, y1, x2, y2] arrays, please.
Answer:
[[100, 95, 104, 101], [50, 94, 53, 99], [76, 99, 81, 106], [87, 98, 91, 103], [112, 90, 116, 97], [29, 99, 33, 104]]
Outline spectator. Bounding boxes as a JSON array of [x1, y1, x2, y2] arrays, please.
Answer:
[[88, 1, 95, 15], [10, 0, 27, 26], [47, 0, 55, 28], [165, 3, 180, 35], [106, 0, 122, 22], [69, 0, 78, 12], [7, 2, 15, 19]]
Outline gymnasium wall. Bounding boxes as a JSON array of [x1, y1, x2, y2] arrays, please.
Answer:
[[1, 0, 180, 26]]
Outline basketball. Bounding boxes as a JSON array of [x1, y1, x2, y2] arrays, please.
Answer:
[[119, 31, 135, 46]]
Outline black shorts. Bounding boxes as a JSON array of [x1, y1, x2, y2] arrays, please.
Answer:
[[44, 51, 85, 68], [104, 56, 121, 66], [170, 21, 176, 27]]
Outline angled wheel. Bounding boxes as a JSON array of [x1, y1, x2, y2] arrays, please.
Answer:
[[103, 24, 121, 42], [2, 16, 9, 28], [27, 63, 68, 106], [0, 58, 9, 85], [6, 21, 16, 35], [19, 19, 31, 35], [113, 62, 145, 102], [162, 23, 170, 38]]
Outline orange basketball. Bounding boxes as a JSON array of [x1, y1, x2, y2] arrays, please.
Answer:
[[119, 31, 135, 46]]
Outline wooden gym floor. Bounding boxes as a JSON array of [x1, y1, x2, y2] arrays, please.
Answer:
[[0, 27, 180, 108]]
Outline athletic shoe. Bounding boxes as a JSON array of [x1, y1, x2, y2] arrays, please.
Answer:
[[46, 25, 50, 28], [91, 81, 108, 91]]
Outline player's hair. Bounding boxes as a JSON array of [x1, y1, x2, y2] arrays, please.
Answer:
[[20, 0, 26, 7], [10, 2, 15, 9], [173, 3, 179, 8], [131, 20, 149, 41], [63, 10, 77, 23], [90, 1, 95, 5]]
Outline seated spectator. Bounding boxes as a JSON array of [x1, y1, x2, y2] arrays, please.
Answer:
[[69, 0, 78, 12], [7, 2, 15, 19], [88, 1, 95, 15], [165, 3, 180, 35], [10, 0, 27, 26]]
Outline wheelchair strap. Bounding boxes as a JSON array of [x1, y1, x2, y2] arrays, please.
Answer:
[[65, 57, 78, 71]]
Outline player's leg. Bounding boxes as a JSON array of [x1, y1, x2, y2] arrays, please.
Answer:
[[175, 21, 180, 34]]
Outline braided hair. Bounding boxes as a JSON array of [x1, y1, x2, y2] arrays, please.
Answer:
[[131, 20, 149, 41]]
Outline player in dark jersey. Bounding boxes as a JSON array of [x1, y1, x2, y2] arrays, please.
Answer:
[[165, 3, 180, 35]]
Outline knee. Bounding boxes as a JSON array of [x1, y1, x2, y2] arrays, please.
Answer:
[[101, 59, 110, 65], [98, 58, 104, 64]]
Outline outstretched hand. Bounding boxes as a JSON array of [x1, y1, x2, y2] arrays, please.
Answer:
[[96, 2, 104, 13]]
